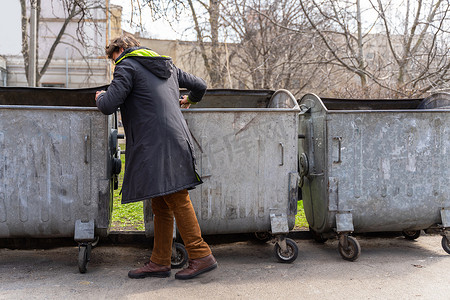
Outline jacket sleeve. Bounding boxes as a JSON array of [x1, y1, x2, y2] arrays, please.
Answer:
[[96, 62, 135, 115], [176, 67, 207, 103]]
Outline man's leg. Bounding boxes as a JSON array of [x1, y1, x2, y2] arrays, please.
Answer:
[[128, 196, 173, 279], [150, 196, 174, 266], [163, 189, 217, 279]]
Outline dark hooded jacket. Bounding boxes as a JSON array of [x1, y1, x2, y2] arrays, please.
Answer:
[[96, 47, 206, 204]]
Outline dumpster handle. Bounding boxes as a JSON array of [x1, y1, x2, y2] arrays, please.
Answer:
[[333, 137, 342, 163], [279, 143, 284, 166], [299, 104, 311, 114], [84, 135, 90, 164]]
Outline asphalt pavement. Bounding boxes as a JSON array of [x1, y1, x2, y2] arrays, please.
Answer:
[[0, 232, 449, 299]]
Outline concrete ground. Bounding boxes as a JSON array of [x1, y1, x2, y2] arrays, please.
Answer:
[[0, 233, 449, 299]]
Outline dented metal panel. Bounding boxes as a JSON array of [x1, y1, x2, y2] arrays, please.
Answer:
[[299, 93, 450, 234], [145, 90, 300, 236], [0, 87, 115, 238]]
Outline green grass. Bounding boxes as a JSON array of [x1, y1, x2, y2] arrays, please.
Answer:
[[111, 143, 308, 231], [111, 145, 145, 231], [295, 200, 309, 229]]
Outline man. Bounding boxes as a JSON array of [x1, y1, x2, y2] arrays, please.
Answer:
[[95, 33, 217, 280]]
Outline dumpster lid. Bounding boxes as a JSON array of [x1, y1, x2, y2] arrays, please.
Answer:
[[181, 89, 275, 108], [319, 93, 450, 110], [0, 87, 278, 109], [0, 86, 108, 107], [418, 92, 450, 109], [320, 97, 423, 110]]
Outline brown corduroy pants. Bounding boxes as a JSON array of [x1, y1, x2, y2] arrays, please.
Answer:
[[150, 189, 211, 266]]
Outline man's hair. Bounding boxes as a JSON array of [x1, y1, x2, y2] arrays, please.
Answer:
[[105, 33, 141, 59]]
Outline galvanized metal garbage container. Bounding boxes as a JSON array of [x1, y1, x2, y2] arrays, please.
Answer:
[[298, 92, 450, 261], [0, 86, 121, 272], [144, 89, 301, 263]]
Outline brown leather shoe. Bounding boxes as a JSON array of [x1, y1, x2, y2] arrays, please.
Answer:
[[128, 261, 171, 279], [175, 254, 217, 280]]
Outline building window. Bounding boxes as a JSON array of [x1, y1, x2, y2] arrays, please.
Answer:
[[0, 68, 6, 87]]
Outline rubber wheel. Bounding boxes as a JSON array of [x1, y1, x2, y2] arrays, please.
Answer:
[[309, 227, 328, 243], [442, 236, 450, 254], [254, 232, 271, 242], [91, 236, 100, 248], [402, 230, 421, 240], [338, 236, 361, 261], [274, 238, 298, 263], [78, 245, 91, 274], [171, 242, 188, 269]]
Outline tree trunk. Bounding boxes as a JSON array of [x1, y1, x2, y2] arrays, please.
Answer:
[[356, 0, 368, 94], [209, 0, 223, 87], [20, 0, 30, 85]]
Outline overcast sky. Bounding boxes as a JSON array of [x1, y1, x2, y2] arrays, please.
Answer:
[[110, 0, 191, 40], [0, 1, 409, 56], [0, 1, 188, 56], [0, 1, 22, 55]]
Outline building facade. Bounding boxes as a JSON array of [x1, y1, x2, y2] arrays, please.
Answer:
[[0, 56, 6, 86], [4, 1, 122, 88]]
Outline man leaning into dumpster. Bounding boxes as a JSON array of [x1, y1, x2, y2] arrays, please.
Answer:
[[95, 33, 217, 280]]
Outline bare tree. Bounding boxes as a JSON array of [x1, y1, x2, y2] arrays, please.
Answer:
[[299, 0, 450, 97], [134, 0, 322, 92], [132, 0, 226, 87], [374, 0, 450, 95], [109, 0, 450, 97], [123, 0, 323, 92], [20, 0, 106, 86], [220, 0, 321, 95], [298, 0, 375, 96], [186, 0, 224, 87]]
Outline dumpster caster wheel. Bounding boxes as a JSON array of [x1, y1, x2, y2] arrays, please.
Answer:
[[274, 238, 298, 263], [91, 236, 100, 248], [402, 230, 421, 240], [309, 227, 328, 243], [338, 236, 360, 262], [171, 242, 188, 269], [442, 236, 450, 254], [78, 244, 92, 274], [254, 232, 271, 242]]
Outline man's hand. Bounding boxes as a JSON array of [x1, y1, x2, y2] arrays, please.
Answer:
[[95, 90, 106, 101], [179, 95, 191, 109]]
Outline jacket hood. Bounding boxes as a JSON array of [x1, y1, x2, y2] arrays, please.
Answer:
[[115, 47, 173, 79]]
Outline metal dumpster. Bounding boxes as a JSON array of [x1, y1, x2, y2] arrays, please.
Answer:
[[0, 86, 121, 272], [298, 92, 450, 261], [144, 89, 301, 263]]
